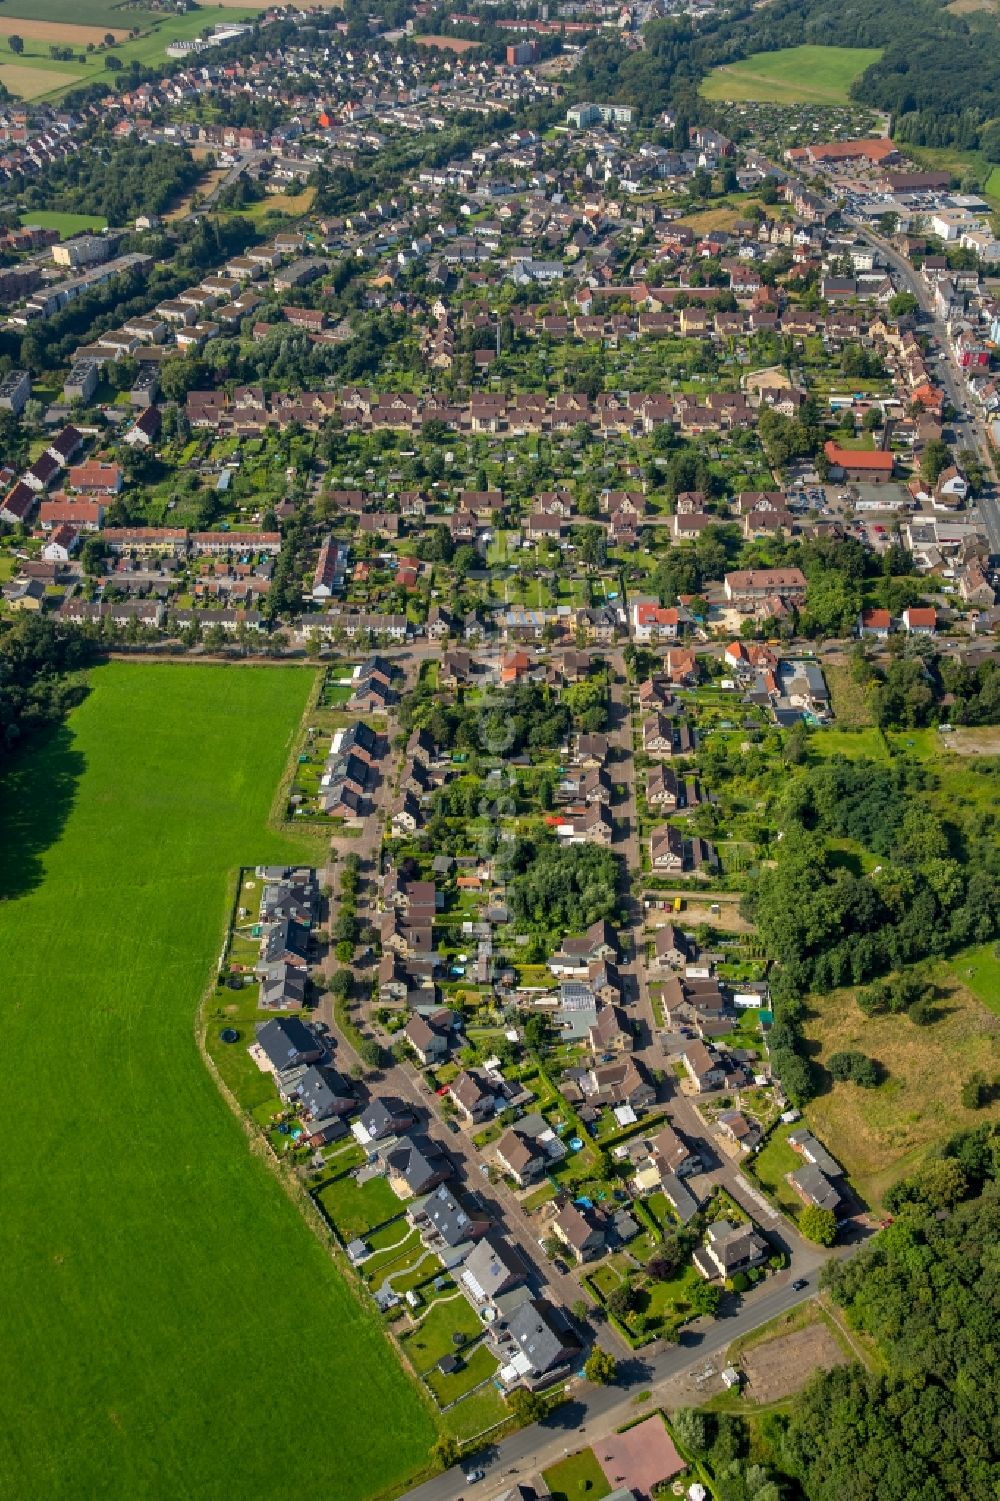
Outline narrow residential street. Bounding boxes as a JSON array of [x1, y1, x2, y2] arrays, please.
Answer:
[[311, 643, 866, 1494]]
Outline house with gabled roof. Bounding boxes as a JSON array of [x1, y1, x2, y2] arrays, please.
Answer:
[[553, 1201, 606, 1263], [253, 1016, 322, 1075]]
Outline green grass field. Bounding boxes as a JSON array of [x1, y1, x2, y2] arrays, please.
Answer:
[[0, 663, 435, 1500], [0, 0, 159, 23], [542, 1449, 611, 1501], [19, 210, 108, 236], [949, 941, 1000, 1019], [700, 45, 883, 105]]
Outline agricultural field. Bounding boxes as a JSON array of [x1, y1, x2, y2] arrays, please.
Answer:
[[0, 61, 81, 98], [0, 16, 127, 43], [700, 45, 883, 106], [0, 0, 158, 24], [0, 6, 255, 98], [0, 663, 435, 1501]]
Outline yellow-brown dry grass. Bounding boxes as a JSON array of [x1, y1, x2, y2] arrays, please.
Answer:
[[803, 970, 1000, 1209], [0, 62, 81, 97], [0, 16, 128, 42], [412, 33, 479, 50]]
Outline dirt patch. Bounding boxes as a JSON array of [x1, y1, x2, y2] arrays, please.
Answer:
[[646, 899, 752, 933], [0, 16, 127, 42], [0, 62, 81, 97], [165, 165, 229, 222], [412, 33, 479, 51], [938, 726, 1000, 756], [741, 1322, 848, 1402]]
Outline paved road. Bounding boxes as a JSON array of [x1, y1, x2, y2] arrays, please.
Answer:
[[401, 1273, 833, 1501], [318, 651, 869, 1497]]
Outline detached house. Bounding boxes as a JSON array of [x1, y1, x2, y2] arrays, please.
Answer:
[[681, 1042, 726, 1093], [694, 1219, 769, 1280], [404, 1012, 451, 1065], [553, 1201, 606, 1263]]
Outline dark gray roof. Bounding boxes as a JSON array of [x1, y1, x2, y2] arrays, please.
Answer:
[[255, 1016, 319, 1071], [296, 1064, 353, 1121], [507, 1298, 576, 1375], [420, 1185, 475, 1246], [359, 1096, 414, 1139]]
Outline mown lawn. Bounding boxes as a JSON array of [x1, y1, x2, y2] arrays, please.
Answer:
[[315, 1169, 405, 1242], [543, 1448, 611, 1501], [0, 663, 435, 1500], [700, 45, 883, 105], [750, 1121, 805, 1220], [400, 1297, 485, 1374], [19, 209, 108, 236]]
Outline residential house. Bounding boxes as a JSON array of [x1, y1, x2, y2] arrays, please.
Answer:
[[253, 1016, 322, 1074], [693, 1219, 769, 1280], [449, 1069, 497, 1124], [353, 1096, 417, 1147], [259, 962, 307, 1012], [653, 923, 693, 970], [681, 1042, 726, 1093], [460, 1234, 528, 1311], [553, 1201, 606, 1263], [498, 1298, 579, 1385], [383, 1135, 452, 1199], [584, 1056, 656, 1111], [404, 1012, 451, 1065], [496, 1126, 547, 1187]]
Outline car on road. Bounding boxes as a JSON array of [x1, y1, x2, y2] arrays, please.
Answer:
[[462, 1468, 485, 1484], [791, 1278, 809, 1292]]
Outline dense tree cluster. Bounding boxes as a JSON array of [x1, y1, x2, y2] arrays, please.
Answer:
[[781, 1184, 1000, 1500], [0, 616, 94, 759], [744, 756, 1000, 1102], [401, 680, 572, 759], [508, 837, 620, 934], [19, 142, 200, 223]]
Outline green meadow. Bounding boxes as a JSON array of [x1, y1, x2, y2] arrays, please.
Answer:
[[19, 210, 108, 237], [700, 45, 883, 106], [0, 663, 434, 1500]]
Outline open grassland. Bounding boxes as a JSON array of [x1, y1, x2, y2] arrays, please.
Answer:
[[0, 663, 434, 1501], [0, 61, 82, 96], [949, 941, 1000, 1018], [700, 45, 883, 105], [19, 209, 108, 236], [802, 970, 1000, 1209], [213, 185, 317, 225]]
